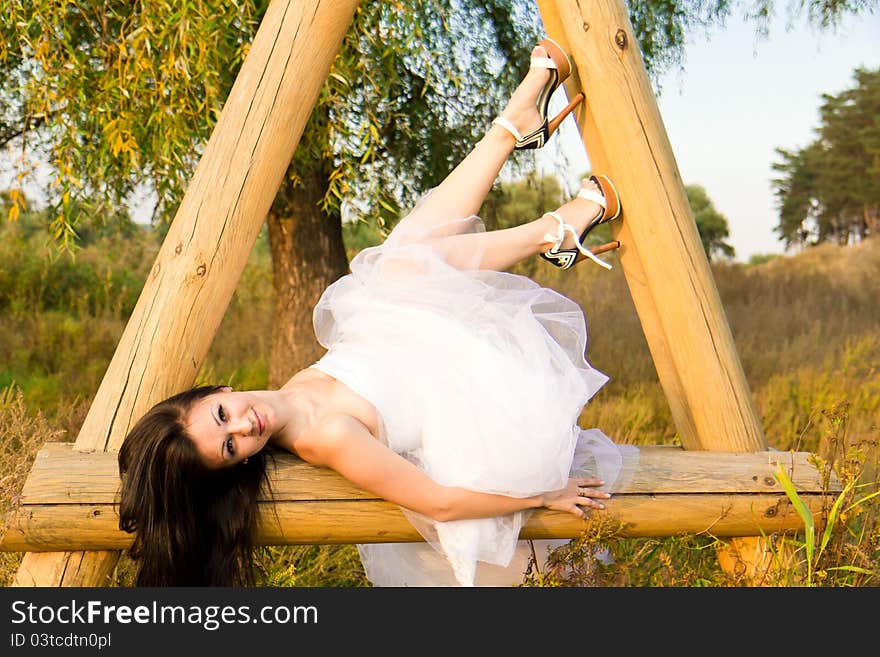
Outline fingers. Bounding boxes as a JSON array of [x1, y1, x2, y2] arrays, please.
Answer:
[[577, 487, 611, 500], [548, 479, 613, 517], [575, 483, 611, 511], [575, 497, 606, 510]]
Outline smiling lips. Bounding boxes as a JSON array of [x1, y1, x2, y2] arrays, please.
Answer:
[[254, 410, 265, 435]]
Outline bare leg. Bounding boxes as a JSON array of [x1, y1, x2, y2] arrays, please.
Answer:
[[434, 178, 608, 271], [403, 45, 610, 272], [404, 45, 552, 227]]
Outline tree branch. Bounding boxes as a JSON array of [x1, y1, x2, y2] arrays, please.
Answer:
[[0, 111, 56, 149]]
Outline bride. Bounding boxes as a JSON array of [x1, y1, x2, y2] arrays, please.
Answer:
[[117, 38, 635, 587]]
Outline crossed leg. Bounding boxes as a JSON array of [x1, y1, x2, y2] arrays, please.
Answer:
[[419, 127, 558, 271], [401, 45, 610, 273]]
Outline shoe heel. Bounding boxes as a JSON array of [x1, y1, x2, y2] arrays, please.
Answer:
[[573, 239, 618, 269], [547, 92, 585, 137], [588, 240, 620, 256]]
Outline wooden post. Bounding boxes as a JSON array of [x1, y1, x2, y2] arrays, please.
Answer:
[[535, 0, 771, 579], [535, 0, 765, 452], [12, 0, 361, 587]]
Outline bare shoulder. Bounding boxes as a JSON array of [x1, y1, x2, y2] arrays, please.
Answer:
[[294, 412, 371, 465]]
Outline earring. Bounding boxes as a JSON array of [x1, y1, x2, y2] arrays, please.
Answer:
[[242, 457, 249, 465]]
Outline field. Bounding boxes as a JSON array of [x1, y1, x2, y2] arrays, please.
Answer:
[[1, 218, 877, 586]]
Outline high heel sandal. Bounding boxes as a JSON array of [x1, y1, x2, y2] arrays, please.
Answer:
[[540, 174, 622, 270], [492, 38, 586, 150]]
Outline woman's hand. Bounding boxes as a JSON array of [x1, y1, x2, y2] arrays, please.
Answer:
[[541, 478, 611, 519]]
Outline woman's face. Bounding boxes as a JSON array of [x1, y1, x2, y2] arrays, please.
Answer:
[[186, 387, 276, 469]]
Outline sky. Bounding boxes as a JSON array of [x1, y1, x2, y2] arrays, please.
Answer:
[[544, 8, 880, 262]]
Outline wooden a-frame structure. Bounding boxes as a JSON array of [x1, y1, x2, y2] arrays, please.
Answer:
[[2, 0, 839, 586]]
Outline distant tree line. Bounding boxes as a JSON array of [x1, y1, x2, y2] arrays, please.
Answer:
[[772, 67, 879, 248]]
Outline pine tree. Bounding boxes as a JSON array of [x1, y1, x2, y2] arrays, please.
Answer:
[[772, 68, 880, 247]]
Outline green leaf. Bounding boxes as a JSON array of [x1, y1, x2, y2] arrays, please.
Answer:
[[818, 479, 853, 558], [774, 461, 816, 584]]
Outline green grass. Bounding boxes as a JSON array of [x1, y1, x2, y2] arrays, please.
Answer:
[[0, 220, 877, 587]]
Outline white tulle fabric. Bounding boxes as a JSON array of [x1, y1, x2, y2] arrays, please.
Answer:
[[311, 193, 637, 586]]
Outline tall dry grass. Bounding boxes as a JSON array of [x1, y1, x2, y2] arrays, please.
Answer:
[[537, 238, 880, 454], [0, 387, 67, 585], [0, 219, 877, 586]]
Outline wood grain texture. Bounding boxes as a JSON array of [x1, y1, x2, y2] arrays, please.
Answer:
[[13, 0, 361, 588], [2, 443, 839, 552], [17, 443, 833, 504], [1, 494, 834, 552], [10, 551, 119, 587]]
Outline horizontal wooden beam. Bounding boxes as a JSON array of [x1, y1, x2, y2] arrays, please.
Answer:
[[1, 493, 833, 552], [21, 442, 832, 500], [1, 443, 839, 552]]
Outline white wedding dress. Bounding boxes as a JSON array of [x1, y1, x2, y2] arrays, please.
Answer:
[[311, 192, 638, 586]]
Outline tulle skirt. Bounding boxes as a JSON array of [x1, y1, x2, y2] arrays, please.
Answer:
[[311, 193, 636, 586]]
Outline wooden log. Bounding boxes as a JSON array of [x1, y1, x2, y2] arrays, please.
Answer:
[[1, 444, 840, 552], [11, 551, 119, 588], [536, 0, 766, 453], [15, 443, 831, 503], [12, 0, 361, 587], [0, 494, 833, 552]]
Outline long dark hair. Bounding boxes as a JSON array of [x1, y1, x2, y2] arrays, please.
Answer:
[[118, 385, 275, 586]]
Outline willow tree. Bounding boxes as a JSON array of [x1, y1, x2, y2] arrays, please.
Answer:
[[1, 1, 543, 384], [1, 0, 872, 384]]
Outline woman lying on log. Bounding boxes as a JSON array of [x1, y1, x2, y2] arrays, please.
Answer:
[[118, 39, 636, 587]]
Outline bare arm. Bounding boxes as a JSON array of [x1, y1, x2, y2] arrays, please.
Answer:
[[297, 413, 609, 522]]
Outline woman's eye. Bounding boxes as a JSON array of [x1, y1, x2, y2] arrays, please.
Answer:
[[218, 405, 227, 422], [225, 437, 235, 456]]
